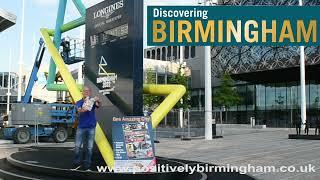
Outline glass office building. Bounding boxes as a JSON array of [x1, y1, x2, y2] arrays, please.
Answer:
[[189, 82, 320, 128], [145, 45, 320, 128]]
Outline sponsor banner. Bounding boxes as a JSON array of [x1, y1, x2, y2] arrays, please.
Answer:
[[112, 116, 156, 173], [85, 0, 143, 141]]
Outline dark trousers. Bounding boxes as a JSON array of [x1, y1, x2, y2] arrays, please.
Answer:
[[305, 127, 309, 135], [74, 128, 95, 168]]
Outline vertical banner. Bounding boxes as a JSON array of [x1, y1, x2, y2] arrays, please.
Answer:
[[112, 116, 156, 173], [85, 0, 143, 141]]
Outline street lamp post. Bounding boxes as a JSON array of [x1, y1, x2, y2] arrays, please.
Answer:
[[299, 0, 307, 130], [179, 46, 184, 129], [204, 45, 212, 140], [17, 0, 26, 102], [200, 0, 217, 140]]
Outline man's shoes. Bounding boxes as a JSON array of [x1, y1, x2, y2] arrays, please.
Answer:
[[71, 164, 82, 171], [82, 166, 91, 171]]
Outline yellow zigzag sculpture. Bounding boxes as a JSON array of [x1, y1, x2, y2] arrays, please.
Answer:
[[40, 28, 186, 168]]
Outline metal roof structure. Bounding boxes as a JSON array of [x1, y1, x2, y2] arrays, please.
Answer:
[[0, 8, 16, 32]]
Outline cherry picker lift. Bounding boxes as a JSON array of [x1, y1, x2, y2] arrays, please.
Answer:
[[3, 38, 82, 144]]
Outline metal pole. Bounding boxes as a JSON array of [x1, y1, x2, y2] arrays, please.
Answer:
[[34, 117, 36, 144], [80, 25, 85, 57], [187, 109, 190, 138], [17, 0, 26, 102], [203, 0, 216, 140], [290, 86, 293, 128], [78, 62, 83, 84], [299, 0, 306, 130], [36, 117, 39, 144], [220, 108, 223, 135], [179, 46, 184, 129], [300, 46, 306, 129], [48, 0, 67, 85], [205, 45, 212, 140], [78, 25, 85, 84], [180, 46, 184, 64], [7, 49, 12, 115]]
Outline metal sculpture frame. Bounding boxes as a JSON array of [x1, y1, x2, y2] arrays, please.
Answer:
[[40, 0, 185, 168]]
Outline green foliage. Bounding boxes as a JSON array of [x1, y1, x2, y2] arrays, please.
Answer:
[[214, 73, 241, 109], [143, 69, 161, 111], [168, 66, 190, 109], [143, 66, 191, 111]]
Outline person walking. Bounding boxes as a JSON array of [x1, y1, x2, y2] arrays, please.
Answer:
[[304, 119, 310, 135], [294, 113, 302, 135], [315, 116, 320, 135], [73, 86, 101, 171]]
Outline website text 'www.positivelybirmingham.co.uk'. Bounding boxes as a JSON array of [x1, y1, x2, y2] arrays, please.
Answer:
[[96, 163, 317, 174]]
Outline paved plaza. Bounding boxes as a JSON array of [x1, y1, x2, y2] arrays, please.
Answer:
[[155, 128, 320, 180], [0, 128, 319, 179]]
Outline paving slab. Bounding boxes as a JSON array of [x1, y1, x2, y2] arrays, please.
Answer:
[[155, 129, 320, 180]]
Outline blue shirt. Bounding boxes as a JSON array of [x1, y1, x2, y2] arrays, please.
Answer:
[[76, 99, 97, 129]]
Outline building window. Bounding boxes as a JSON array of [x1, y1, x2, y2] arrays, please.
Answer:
[[146, 51, 151, 58], [157, 75, 165, 84], [236, 85, 246, 111], [275, 83, 286, 110], [287, 82, 298, 108], [265, 84, 276, 110], [161, 47, 166, 60], [173, 46, 177, 60], [3, 75, 8, 88], [191, 46, 196, 58], [156, 48, 160, 60], [167, 46, 172, 60], [246, 85, 255, 110], [12, 77, 16, 88], [0, 74, 3, 87], [256, 85, 266, 110], [185, 46, 190, 59], [309, 81, 320, 109], [151, 50, 156, 59]]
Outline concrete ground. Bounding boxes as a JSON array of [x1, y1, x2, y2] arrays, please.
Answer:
[[155, 128, 320, 180], [0, 140, 74, 159], [0, 128, 319, 180]]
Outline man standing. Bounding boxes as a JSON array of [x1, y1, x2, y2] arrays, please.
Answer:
[[73, 86, 101, 170], [60, 37, 71, 61], [304, 119, 310, 135]]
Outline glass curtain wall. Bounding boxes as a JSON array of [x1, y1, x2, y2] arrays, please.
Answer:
[[188, 82, 320, 128]]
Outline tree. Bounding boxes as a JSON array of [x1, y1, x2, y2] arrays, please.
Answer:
[[214, 73, 241, 122], [168, 66, 191, 109], [143, 69, 161, 111]]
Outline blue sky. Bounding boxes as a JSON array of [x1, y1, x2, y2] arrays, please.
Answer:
[[0, 0, 198, 73]]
